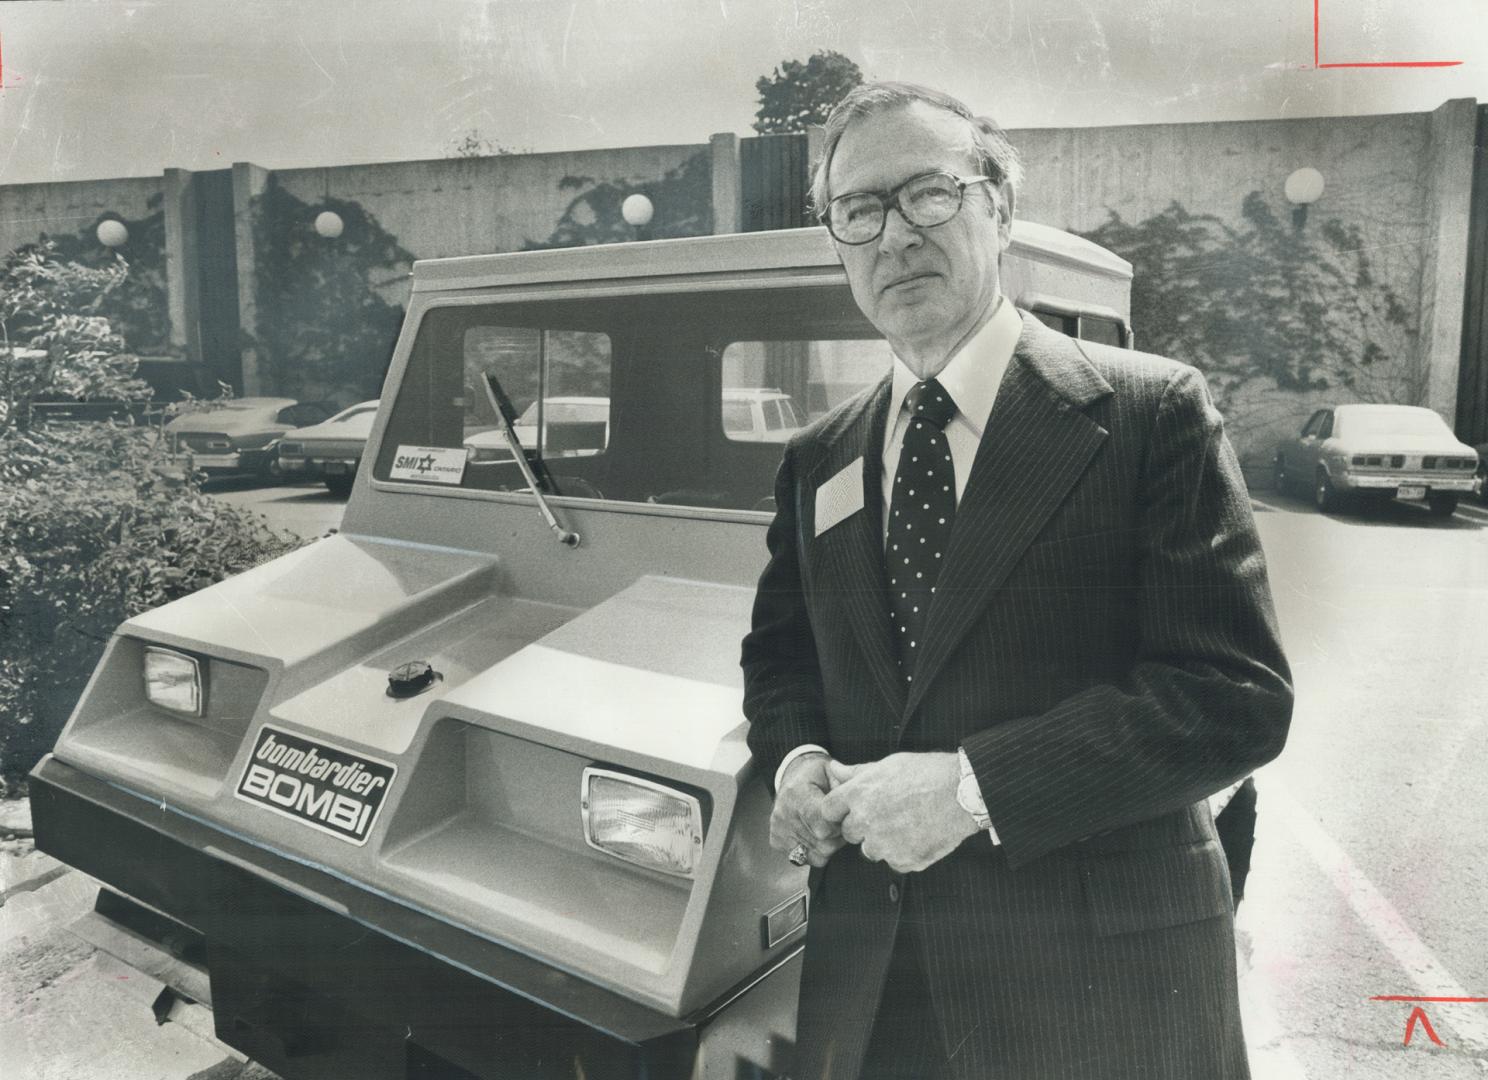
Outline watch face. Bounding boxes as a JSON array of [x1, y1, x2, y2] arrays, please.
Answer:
[[956, 772, 980, 814]]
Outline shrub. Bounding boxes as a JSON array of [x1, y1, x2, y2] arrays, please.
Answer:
[[1, 243, 304, 791], [0, 422, 303, 790]]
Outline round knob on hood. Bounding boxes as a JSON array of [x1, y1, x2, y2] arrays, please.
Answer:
[[387, 660, 440, 699]]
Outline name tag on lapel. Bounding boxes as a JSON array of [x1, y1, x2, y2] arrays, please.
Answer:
[[815, 458, 865, 536]]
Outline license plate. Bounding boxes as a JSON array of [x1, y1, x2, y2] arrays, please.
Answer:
[[235, 726, 396, 845], [1397, 485, 1427, 500], [321, 461, 349, 474]]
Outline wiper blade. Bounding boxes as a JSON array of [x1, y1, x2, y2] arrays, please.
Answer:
[[481, 371, 580, 548]]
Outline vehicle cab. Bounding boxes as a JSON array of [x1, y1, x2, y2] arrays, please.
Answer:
[[33, 223, 1132, 1080]]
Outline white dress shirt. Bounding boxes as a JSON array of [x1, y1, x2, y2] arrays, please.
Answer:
[[775, 298, 1024, 844]]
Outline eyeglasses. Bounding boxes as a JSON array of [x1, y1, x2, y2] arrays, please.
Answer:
[[821, 171, 994, 245]]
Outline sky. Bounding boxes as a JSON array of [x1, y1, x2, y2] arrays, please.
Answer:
[[1, 0, 1486, 185]]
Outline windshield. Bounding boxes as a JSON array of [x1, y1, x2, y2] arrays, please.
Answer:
[[372, 286, 890, 512]]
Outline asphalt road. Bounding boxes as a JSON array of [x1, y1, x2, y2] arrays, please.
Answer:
[[208, 476, 349, 541], [2, 484, 1485, 1078]]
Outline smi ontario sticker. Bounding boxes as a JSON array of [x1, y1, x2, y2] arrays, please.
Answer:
[[235, 726, 397, 845]]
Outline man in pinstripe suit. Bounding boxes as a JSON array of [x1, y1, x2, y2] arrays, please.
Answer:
[[741, 82, 1293, 1080]]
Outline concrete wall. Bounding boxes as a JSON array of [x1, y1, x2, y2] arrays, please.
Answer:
[[234, 142, 714, 402], [0, 175, 162, 256], [271, 142, 710, 299], [3, 105, 1479, 468], [1010, 104, 1478, 471]]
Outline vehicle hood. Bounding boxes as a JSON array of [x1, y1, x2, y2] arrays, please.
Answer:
[[167, 409, 282, 434], [285, 411, 378, 443]]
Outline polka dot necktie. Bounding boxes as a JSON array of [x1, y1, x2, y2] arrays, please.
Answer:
[[886, 378, 957, 683]]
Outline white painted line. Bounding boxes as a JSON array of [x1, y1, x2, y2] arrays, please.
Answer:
[[1263, 777, 1488, 1052], [1249, 495, 1289, 514]]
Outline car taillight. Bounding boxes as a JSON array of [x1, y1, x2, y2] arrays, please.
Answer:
[[143, 646, 203, 716], [581, 768, 703, 878]]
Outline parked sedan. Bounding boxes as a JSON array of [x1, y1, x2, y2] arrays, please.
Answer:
[[277, 400, 380, 496], [1273, 403, 1479, 516], [166, 398, 334, 482]]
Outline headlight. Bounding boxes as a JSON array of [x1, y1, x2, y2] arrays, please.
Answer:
[[581, 768, 703, 878], [143, 646, 203, 716]]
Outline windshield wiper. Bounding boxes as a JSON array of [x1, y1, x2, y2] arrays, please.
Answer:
[[481, 371, 580, 548]]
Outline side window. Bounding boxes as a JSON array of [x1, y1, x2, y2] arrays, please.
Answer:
[[1301, 410, 1328, 437], [1077, 316, 1124, 348], [720, 338, 894, 442], [1318, 412, 1334, 439], [277, 404, 326, 426], [1032, 309, 1077, 337]]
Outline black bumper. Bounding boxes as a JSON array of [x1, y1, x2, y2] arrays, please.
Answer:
[[31, 756, 789, 1080]]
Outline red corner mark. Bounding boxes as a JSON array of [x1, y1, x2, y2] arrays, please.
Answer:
[[1314, 0, 1462, 67], [1403, 1007, 1445, 1046], [1369, 996, 1488, 1049]]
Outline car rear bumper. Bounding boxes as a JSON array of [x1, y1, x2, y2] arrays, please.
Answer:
[[172, 450, 242, 472], [170, 448, 278, 474], [30, 756, 797, 1080], [1336, 472, 1477, 493]]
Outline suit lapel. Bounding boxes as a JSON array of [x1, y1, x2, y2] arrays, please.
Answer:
[[807, 376, 906, 717], [903, 317, 1114, 721]]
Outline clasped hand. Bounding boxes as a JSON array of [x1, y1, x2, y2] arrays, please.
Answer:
[[770, 751, 978, 874]]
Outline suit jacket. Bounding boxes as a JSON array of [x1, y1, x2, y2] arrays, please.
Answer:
[[741, 313, 1293, 1080]]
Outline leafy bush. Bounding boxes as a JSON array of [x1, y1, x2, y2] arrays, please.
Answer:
[[1, 244, 304, 791], [0, 419, 303, 791]]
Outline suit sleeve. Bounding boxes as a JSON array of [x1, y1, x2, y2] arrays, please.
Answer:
[[740, 440, 832, 790], [966, 365, 1294, 868]]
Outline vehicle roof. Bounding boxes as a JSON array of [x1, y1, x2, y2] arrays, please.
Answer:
[[410, 221, 1132, 295], [214, 396, 300, 409], [1333, 403, 1441, 416]]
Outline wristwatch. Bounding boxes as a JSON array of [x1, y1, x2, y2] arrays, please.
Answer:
[[955, 748, 993, 831]]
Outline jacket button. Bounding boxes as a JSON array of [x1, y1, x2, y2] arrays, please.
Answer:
[[889, 883, 901, 903]]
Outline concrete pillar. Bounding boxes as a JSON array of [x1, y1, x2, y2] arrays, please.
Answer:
[[1417, 98, 1478, 422], [161, 168, 200, 362], [710, 133, 741, 235], [232, 162, 271, 395]]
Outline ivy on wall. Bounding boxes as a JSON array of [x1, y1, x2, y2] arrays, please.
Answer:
[[250, 179, 415, 403], [1080, 192, 1421, 427], [41, 194, 173, 357], [525, 151, 712, 249]]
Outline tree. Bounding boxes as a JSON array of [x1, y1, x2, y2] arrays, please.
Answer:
[[445, 129, 528, 158], [250, 178, 416, 402], [0, 242, 151, 432], [753, 50, 863, 134], [1079, 192, 1422, 431], [0, 245, 301, 789], [523, 151, 713, 249], [44, 195, 174, 357]]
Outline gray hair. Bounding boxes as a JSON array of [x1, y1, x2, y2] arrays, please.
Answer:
[[808, 81, 1024, 218]]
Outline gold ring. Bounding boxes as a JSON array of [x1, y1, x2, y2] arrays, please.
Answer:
[[788, 843, 809, 866]]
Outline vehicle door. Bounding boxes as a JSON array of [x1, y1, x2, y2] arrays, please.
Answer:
[[1286, 410, 1324, 476], [1294, 409, 1332, 475]]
